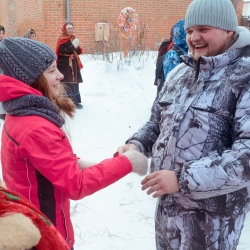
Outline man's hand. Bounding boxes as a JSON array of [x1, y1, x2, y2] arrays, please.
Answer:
[[141, 170, 180, 198], [117, 143, 137, 154]]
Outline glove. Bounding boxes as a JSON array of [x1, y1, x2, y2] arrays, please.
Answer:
[[77, 158, 97, 169], [72, 38, 79, 48], [122, 150, 148, 176]]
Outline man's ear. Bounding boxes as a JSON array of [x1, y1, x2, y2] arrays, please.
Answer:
[[226, 31, 235, 38]]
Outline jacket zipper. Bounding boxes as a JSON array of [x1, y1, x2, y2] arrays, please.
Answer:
[[24, 158, 32, 202], [195, 57, 202, 80], [61, 192, 70, 244]]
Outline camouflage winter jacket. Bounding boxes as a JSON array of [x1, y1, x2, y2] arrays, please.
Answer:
[[127, 27, 250, 215]]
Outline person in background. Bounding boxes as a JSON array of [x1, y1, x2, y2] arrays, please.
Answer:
[[162, 19, 188, 85], [156, 25, 174, 61], [0, 25, 4, 69], [156, 19, 188, 94], [0, 25, 4, 42], [0, 25, 5, 120], [154, 24, 174, 91], [0, 38, 148, 250], [117, 0, 250, 249], [56, 22, 83, 109], [23, 28, 37, 40]]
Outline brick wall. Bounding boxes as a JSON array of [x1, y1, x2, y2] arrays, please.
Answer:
[[0, 0, 244, 53], [235, 0, 244, 23]]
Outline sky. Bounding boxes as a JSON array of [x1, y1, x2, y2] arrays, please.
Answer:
[[0, 51, 250, 249]]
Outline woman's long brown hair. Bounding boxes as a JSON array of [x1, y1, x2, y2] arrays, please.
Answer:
[[31, 74, 75, 118]]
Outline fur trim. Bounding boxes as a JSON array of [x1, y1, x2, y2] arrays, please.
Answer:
[[0, 179, 6, 188], [0, 213, 41, 250]]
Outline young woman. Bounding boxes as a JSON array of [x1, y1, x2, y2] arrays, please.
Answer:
[[0, 38, 148, 249], [56, 22, 83, 109]]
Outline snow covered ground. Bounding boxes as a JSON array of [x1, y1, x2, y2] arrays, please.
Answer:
[[0, 51, 250, 249], [69, 52, 158, 250]]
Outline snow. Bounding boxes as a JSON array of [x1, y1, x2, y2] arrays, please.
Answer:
[[0, 51, 250, 249]]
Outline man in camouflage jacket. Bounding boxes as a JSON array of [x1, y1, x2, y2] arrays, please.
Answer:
[[118, 0, 250, 249]]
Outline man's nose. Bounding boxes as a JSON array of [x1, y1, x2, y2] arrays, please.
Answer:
[[190, 31, 201, 41]]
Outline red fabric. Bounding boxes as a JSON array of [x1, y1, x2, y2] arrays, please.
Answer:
[[0, 187, 70, 250], [55, 23, 74, 57], [0, 75, 132, 248], [117, 7, 138, 57], [157, 39, 174, 60], [0, 75, 42, 101], [154, 39, 174, 86]]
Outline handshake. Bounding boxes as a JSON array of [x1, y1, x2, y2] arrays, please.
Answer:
[[78, 149, 148, 176]]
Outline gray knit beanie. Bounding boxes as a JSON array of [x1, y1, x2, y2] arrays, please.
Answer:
[[0, 38, 56, 85], [185, 0, 238, 31]]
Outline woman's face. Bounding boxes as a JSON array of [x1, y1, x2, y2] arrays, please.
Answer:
[[30, 29, 37, 40], [30, 34, 37, 40], [43, 61, 64, 97], [66, 25, 74, 36]]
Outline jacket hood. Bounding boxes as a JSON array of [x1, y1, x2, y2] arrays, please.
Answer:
[[227, 26, 250, 52], [173, 19, 188, 52], [0, 75, 42, 102]]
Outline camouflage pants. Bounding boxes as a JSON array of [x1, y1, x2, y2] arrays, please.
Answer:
[[155, 207, 246, 250]]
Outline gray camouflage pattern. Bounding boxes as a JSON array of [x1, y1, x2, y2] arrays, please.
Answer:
[[127, 45, 250, 249]]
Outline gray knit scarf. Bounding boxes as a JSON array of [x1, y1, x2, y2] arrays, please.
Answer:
[[2, 94, 65, 127]]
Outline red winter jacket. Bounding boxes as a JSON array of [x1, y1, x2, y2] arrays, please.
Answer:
[[0, 75, 132, 248]]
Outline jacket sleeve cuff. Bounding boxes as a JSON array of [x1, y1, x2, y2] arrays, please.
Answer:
[[126, 140, 148, 156], [173, 167, 191, 194]]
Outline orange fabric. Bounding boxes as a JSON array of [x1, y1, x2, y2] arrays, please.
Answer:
[[117, 7, 138, 57]]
